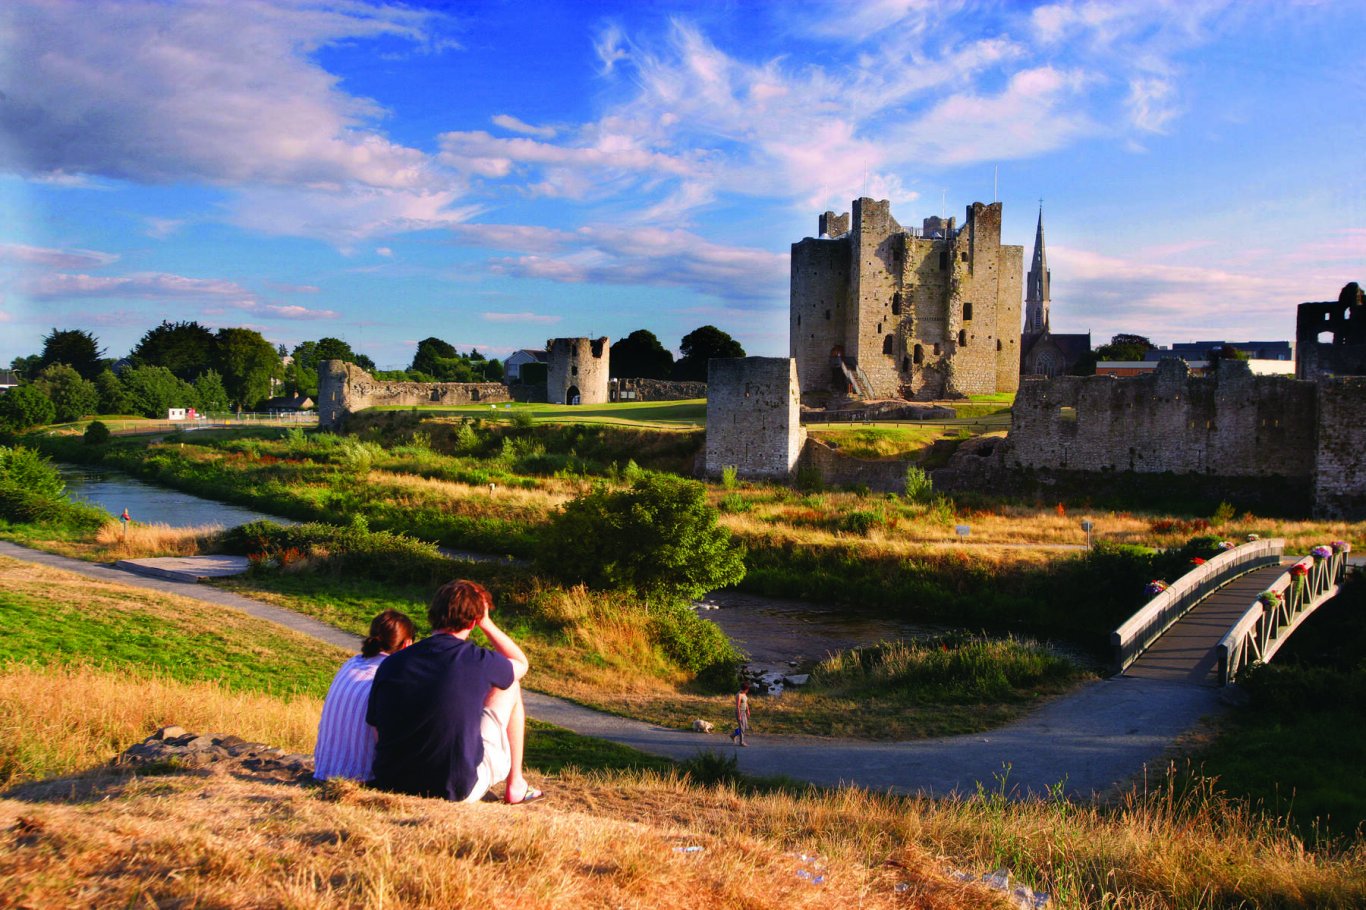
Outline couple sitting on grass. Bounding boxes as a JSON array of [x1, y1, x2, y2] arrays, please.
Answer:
[[312, 579, 544, 805]]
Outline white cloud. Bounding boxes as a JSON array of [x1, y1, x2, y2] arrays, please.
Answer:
[[259, 304, 338, 320], [25, 271, 255, 302], [480, 312, 561, 324], [1, 0, 445, 190], [376, 247, 393, 257], [491, 114, 557, 139], [0, 243, 119, 269], [482, 223, 787, 303]]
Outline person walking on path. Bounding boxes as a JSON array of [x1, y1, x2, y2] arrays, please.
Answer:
[[730, 682, 751, 747], [367, 579, 544, 805], [313, 609, 415, 782]]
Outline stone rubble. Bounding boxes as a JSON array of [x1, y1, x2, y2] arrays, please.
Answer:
[[115, 725, 314, 783]]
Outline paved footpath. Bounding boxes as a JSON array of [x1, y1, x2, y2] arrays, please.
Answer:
[[0, 540, 1229, 800]]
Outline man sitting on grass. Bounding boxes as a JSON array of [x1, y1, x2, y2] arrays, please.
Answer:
[[367, 579, 543, 805]]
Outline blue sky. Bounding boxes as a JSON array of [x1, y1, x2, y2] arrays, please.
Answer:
[[1, 0, 1362, 369]]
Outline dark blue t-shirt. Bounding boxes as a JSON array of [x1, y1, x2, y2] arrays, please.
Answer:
[[366, 633, 515, 800]]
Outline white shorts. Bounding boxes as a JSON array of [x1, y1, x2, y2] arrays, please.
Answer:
[[462, 703, 513, 803]]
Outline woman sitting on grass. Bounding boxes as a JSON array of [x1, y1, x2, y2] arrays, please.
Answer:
[[314, 609, 416, 781]]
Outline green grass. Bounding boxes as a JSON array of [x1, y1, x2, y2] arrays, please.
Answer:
[[373, 399, 708, 428], [525, 719, 674, 775], [0, 558, 347, 697]]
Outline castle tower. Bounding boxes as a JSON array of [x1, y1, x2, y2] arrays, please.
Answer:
[[1024, 206, 1050, 334], [790, 198, 1022, 401], [546, 337, 610, 405]]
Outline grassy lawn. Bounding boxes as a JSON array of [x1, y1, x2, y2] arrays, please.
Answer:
[[373, 398, 707, 428]]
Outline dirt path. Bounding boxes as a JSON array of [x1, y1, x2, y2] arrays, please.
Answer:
[[0, 540, 1230, 798]]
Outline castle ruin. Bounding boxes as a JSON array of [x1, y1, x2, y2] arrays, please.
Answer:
[[790, 198, 1022, 402], [547, 337, 609, 405], [317, 361, 509, 428], [1296, 282, 1366, 380], [704, 357, 804, 481]]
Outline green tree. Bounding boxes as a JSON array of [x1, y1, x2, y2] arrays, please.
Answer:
[[214, 328, 280, 411], [0, 384, 57, 430], [1095, 333, 1155, 362], [536, 473, 746, 603], [9, 355, 42, 380], [673, 325, 745, 381], [611, 329, 675, 379], [411, 337, 460, 379], [122, 365, 196, 418], [129, 321, 218, 381], [94, 369, 133, 415], [192, 369, 232, 413], [39, 328, 104, 380], [35, 364, 99, 422]]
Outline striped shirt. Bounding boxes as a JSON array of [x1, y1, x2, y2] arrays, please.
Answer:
[[313, 654, 388, 781]]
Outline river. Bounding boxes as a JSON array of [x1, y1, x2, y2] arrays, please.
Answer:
[[59, 464, 291, 529]]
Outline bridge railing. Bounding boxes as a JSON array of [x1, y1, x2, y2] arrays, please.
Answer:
[[1111, 538, 1285, 675], [1217, 545, 1349, 686]]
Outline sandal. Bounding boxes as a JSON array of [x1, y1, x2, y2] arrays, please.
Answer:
[[505, 783, 546, 805]]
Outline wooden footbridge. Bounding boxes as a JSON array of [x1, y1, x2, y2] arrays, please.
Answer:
[[1111, 539, 1350, 686]]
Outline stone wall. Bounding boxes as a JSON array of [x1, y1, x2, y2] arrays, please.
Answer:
[[547, 337, 610, 405], [797, 439, 908, 493], [317, 361, 509, 428], [1313, 377, 1366, 518], [612, 378, 707, 401], [790, 198, 1023, 403], [704, 357, 805, 480], [1006, 359, 1318, 478]]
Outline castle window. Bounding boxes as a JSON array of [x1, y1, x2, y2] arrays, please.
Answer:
[[876, 323, 882, 334], [996, 339, 1002, 352], [933, 343, 941, 356], [963, 302, 973, 321], [960, 251, 968, 261], [825, 309, 831, 321], [902, 356, 910, 371], [939, 251, 949, 270], [797, 315, 801, 326], [913, 344, 923, 365], [958, 329, 967, 346], [883, 335, 894, 355], [572, 366, 578, 377], [891, 292, 901, 315]]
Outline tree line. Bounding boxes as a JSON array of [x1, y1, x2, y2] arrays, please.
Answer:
[[2, 321, 750, 431]]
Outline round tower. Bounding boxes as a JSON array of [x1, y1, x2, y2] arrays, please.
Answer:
[[546, 337, 610, 405]]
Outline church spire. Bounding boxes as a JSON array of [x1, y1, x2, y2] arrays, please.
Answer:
[[1024, 203, 1050, 334]]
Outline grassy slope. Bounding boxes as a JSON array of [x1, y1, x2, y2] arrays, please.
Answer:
[[2, 663, 1363, 909], [372, 398, 708, 428], [0, 556, 670, 788]]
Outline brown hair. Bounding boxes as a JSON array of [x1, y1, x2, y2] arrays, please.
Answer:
[[428, 579, 493, 632], [361, 609, 416, 658]]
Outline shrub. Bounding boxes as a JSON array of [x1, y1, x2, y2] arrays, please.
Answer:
[[536, 473, 746, 603], [717, 493, 750, 514], [648, 601, 742, 683], [837, 508, 881, 536], [219, 520, 452, 586], [904, 465, 934, 503], [83, 420, 112, 446], [0, 445, 105, 529], [794, 465, 824, 492], [720, 465, 739, 490], [0, 384, 56, 430]]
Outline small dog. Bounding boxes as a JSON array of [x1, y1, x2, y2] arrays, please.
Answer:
[[691, 719, 715, 734]]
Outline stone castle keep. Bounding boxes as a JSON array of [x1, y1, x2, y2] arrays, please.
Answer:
[[790, 198, 1022, 402]]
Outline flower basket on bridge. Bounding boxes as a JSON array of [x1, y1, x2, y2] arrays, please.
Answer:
[[1332, 540, 1351, 554], [1144, 580, 1169, 597], [1217, 540, 1236, 550], [1289, 563, 1309, 578], [1310, 545, 1333, 561], [1190, 557, 1206, 566], [1257, 590, 1283, 611]]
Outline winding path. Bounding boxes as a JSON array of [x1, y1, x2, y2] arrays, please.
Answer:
[[0, 540, 1231, 799]]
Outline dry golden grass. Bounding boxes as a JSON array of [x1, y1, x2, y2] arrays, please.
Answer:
[[92, 520, 221, 559], [0, 664, 321, 785], [2, 665, 1362, 909], [367, 469, 575, 520]]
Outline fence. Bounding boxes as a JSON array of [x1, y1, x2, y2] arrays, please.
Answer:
[[1110, 538, 1285, 674], [104, 412, 318, 437], [1216, 546, 1348, 685]]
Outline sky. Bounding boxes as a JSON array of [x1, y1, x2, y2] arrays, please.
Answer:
[[1, 0, 1363, 370]]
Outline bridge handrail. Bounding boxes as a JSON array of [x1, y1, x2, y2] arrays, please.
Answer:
[[1110, 538, 1285, 674], [1216, 547, 1348, 685]]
